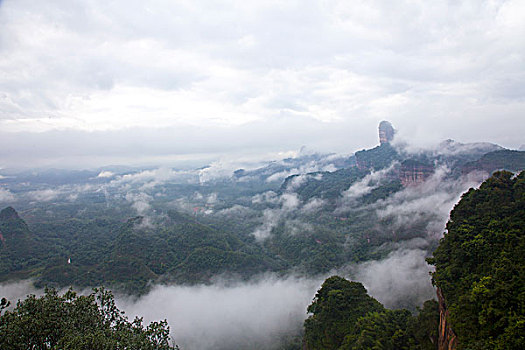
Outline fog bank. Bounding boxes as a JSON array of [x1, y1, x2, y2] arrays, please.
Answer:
[[1, 262, 439, 350], [116, 276, 322, 350]]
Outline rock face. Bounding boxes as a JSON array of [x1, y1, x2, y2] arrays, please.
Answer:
[[398, 159, 434, 186], [378, 121, 395, 144], [437, 288, 457, 350]]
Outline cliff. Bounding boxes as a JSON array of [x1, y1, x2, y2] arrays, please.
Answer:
[[398, 159, 434, 186], [428, 171, 525, 349], [437, 288, 457, 350]]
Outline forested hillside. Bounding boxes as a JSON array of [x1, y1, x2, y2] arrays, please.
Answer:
[[303, 276, 439, 350], [303, 170, 525, 350], [428, 170, 525, 349]]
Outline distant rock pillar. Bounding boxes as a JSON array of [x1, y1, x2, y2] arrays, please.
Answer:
[[378, 121, 395, 144]]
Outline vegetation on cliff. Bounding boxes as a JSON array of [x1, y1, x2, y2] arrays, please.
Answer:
[[428, 170, 525, 349]]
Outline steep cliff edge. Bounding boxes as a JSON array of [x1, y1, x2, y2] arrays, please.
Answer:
[[399, 159, 434, 186], [428, 170, 525, 349], [437, 288, 457, 350]]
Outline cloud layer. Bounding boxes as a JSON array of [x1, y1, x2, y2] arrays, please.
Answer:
[[117, 275, 321, 350], [0, 267, 436, 350], [0, 0, 524, 168]]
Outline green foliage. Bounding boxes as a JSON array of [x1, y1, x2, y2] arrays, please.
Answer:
[[0, 207, 283, 293], [264, 225, 345, 274], [0, 207, 49, 278], [170, 246, 273, 283], [340, 309, 415, 350], [304, 276, 384, 350], [0, 287, 178, 349], [463, 150, 525, 173], [303, 276, 440, 350], [340, 302, 439, 350], [0, 297, 10, 315], [428, 170, 525, 349], [355, 143, 400, 171], [409, 300, 440, 350], [282, 167, 369, 201]]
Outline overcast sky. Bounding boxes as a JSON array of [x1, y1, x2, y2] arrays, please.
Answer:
[[0, 0, 524, 169]]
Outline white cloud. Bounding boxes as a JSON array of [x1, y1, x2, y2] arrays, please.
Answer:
[[252, 209, 281, 241], [301, 198, 325, 213], [96, 171, 115, 178], [0, 280, 41, 305], [251, 191, 279, 205], [214, 204, 253, 216], [280, 193, 300, 211], [250, 190, 319, 240], [285, 173, 323, 192], [27, 189, 61, 202], [373, 166, 487, 239], [266, 162, 331, 184], [125, 192, 153, 215], [0, 0, 523, 168], [0, 276, 322, 350], [342, 164, 397, 203], [353, 248, 435, 309], [111, 168, 198, 187], [0, 188, 16, 202], [117, 275, 322, 350]]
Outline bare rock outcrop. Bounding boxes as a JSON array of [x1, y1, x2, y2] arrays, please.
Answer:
[[399, 159, 434, 186], [378, 121, 395, 144]]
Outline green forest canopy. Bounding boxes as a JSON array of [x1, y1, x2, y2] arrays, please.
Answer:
[[0, 287, 178, 350], [428, 170, 525, 349]]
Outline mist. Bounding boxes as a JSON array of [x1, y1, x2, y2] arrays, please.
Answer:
[[0, 276, 322, 350], [117, 275, 322, 350], [373, 166, 487, 240], [351, 246, 435, 310], [0, 266, 438, 350]]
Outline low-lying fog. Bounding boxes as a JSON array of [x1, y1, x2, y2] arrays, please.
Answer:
[[1, 249, 435, 350]]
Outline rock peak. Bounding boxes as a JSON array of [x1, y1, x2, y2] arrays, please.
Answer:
[[0, 207, 20, 221], [378, 121, 395, 145]]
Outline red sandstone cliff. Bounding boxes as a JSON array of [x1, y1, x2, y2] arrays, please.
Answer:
[[437, 288, 457, 350], [399, 160, 434, 186]]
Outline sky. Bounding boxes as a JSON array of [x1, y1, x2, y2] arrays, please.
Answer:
[[0, 0, 524, 169]]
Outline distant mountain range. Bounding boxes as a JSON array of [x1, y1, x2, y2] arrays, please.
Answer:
[[1, 122, 524, 297]]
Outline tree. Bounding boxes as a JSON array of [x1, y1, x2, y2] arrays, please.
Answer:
[[0, 297, 9, 315], [303, 276, 439, 350], [0, 287, 178, 350], [303, 276, 384, 350]]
